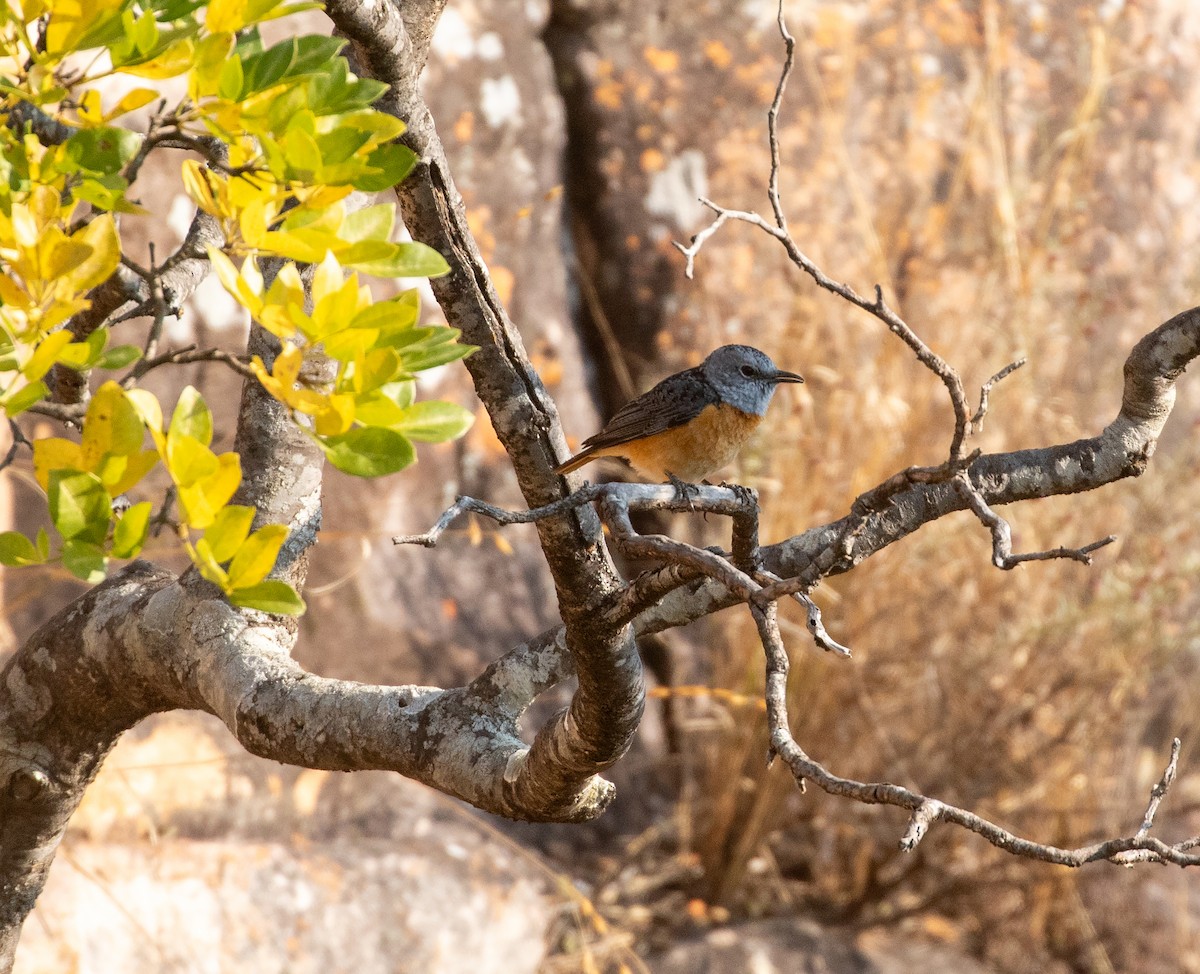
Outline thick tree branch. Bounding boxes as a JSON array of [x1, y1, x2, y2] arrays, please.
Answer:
[[327, 0, 642, 815]]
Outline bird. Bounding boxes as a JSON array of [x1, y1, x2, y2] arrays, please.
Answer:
[[554, 344, 804, 485]]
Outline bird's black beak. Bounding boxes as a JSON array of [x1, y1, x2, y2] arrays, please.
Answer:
[[772, 369, 804, 384]]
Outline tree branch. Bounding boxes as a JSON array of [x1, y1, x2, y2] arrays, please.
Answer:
[[327, 0, 643, 816]]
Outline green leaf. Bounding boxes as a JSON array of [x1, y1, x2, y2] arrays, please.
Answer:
[[340, 204, 394, 243], [131, 8, 158, 54], [168, 386, 212, 446], [240, 35, 344, 96], [0, 531, 42, 567], [350, 293, 419, 334], [234, 24, 264, 58], [58, 328, 108, 370], [226, 523, 288, 589], [202, 504, 256, 563], [390, 400, 475, 442], [96, 344, 143, 370], [316, 127, 370, 166], [72, 176, 141, 214], [4, 380, 48, 416], [36, 527, 50, 560], [352, 143, 418, 192], [63, 128, 141, 177], [228, 579, 306, 615], [352, 347, 400, 394], [61, 540, 108, 583], [398, 340, 476, 373], [348, 241, 449, 279], [48, 470, 111, 544], [112, 501, 153, 559], [217, 54, 245, 101], [352, 386, 414, 427], [316, 426, 415, 477], [282, 126, 321, 175]]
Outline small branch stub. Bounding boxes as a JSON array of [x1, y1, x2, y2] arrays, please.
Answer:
[[901, 800, 946, 851]]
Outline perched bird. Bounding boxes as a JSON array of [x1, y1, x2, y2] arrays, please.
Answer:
[[554, 344, 803, 484]]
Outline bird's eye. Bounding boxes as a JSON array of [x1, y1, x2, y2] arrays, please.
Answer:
[[739, 364, 755, 378]]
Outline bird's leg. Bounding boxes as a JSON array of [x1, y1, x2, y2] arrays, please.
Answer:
[[666, 471, 701, 509]]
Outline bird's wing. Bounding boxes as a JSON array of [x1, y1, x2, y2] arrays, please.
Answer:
[[581, 367, 717, 451]]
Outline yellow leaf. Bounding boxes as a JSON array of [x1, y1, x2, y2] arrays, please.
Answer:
[[28, 185, 60, 232], [78, 89, 104, 125], [44, 0, 86, 55], [189, 538, 230, 588], [207, 247, 262, 314], [204, 0, 247, 35], [181, 161, 225, 219], [23, 331, 73, 381], [313, 393, 355, 436], [167, 434, 218, 487], [36, 228, 89, 282], [273, 343, 303, 388], [257, 306, 298, 341], [310, 251, 344, 307], [80, 381, 144, 469], [177, 453, 241, 529], [33, 437, 82, 490], [99, 448, 158, 495], [118, 39, 195, 80], [67, 215, 119, 293], [188, 33, 234, 100], [226, 524, 288, 589], [0, 274, 31, 309], [105, 88, 160, 120], [124, 388, 160, 425], [11, 203, 39, 249]]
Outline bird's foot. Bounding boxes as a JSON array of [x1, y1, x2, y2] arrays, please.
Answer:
[[666, 471, 701, 509], [718, 480, 757, 506]]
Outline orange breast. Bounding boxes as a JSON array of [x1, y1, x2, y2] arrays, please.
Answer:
[[594, 403, 764, 481]]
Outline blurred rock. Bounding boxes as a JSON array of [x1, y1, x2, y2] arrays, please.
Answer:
[[16, 835, 554, 974], [648, 918, 873, 974]]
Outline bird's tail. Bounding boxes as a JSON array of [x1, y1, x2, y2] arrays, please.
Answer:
[[553, 447, 596, 475]]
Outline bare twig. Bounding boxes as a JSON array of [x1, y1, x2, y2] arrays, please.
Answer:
[[26, 400, 87, 425], [758, 613, 1200, 865], [394, 483, 762, 547], [1138, 737, 1182, 837], [754, 567, 850, 657], [971, 358, 1027, 432], [121, 344, 256, 387], [765, 3, 795, 232], [1113, 738, 1183, 865], [148, 486, 178, 539], [955, 472, 1116, 569], [0, 420, 31, 473]]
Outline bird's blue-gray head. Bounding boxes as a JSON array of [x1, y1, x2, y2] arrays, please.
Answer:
[[702, 344, 804, 416]]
